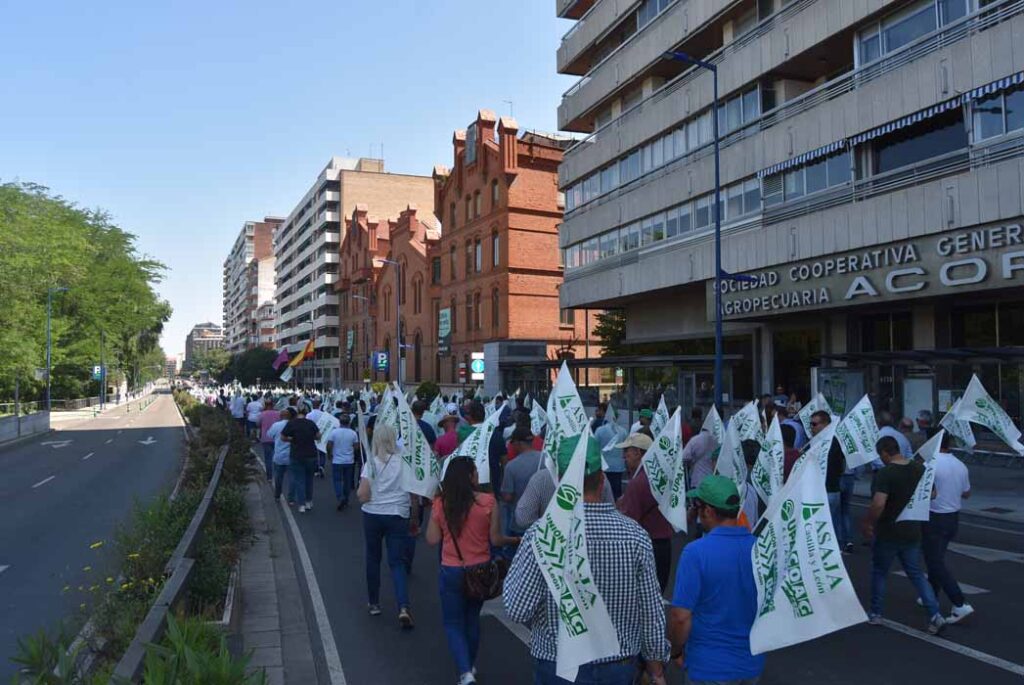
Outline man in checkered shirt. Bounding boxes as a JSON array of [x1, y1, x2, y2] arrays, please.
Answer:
[[503, 435, 669, 684]]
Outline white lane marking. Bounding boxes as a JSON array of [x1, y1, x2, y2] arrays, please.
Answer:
[[117, 430, 123, 434], [82, 452, 94, 461], [138, 436, 157, 446], [891, 571, 989, 595], [482, 599, 531, 646], [40, 440, 72, 449], [32, 476, 56, 489], [949, 542, 1024, 564], [0, 565, 10, 575], [279, 498, 348, 684], [104, 439, 113, 444], [878, 617, 1024, 676], [851, 502, 1024, 536]]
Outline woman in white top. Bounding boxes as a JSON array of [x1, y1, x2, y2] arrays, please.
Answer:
[[357, 423, 419, 628]]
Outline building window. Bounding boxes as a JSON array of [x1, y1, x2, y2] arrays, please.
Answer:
[[763, 150, 851, 206], [491, 288, 500, 329], [857, 0, 967, 66], [474, 291, 482, 330], [873, 108, 967, 175], [449, 202, 456, 230], [383, 288, 391, 322], [465, 294, 473, 335], [474, 191, 482, 218], [637, 0, 672, 30], [491, 180, 499, 208], [474, 239, 482, 272], [560, 308, 576, 327], [465, 241, 473, 275], [399, 264, 407, 305], [431, 257, 441, 284], [465, 123, 478, 165], [451, 297, 457, 333], [465, 197, 471, 223], [491, 232, 500, 267], [973, 85, 1024, 141]]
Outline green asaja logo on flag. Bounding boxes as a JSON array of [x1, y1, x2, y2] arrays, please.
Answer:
[[802, 502, 825, 521], [556, 484, 581, 511]]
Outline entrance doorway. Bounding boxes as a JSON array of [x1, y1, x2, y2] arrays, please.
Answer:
[[774, 329, 821, 401]]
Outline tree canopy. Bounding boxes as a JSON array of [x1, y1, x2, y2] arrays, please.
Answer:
[[0, 182, 172, 401]]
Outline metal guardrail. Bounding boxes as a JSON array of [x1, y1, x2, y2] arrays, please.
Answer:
[[110, 443, 228, 683]]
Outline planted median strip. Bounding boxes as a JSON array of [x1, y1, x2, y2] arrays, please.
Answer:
[[10, 390, 263, 684]]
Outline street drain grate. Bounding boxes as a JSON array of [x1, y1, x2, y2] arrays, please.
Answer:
[[982, 507, 1014, 514]]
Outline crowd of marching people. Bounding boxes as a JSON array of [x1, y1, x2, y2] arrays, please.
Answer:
[[181, 368, 1004, 685]]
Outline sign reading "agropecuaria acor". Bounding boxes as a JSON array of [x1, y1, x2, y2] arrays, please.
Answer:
[[708, 222, 1024, 320]]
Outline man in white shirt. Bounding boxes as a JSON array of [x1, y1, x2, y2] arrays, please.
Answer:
[[923, 432, 974, 625], [877, 411, 912, 458], [230, 392, 246, 433], [245, 395, 263, 440], [327, 414, 360, 510]]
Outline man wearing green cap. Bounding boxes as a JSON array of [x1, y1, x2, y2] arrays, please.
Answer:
[[512, 434, 615, 531], [504, 434, 670, 684], [668, 475, 765, 684], [630, 407, 654, 434]]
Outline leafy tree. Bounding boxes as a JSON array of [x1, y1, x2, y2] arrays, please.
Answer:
[[221, 348, 277, 386], [0, 182, 171, 401], [191, 348, 231, 379]]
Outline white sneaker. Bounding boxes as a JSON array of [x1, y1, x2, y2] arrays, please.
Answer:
[[927, 614, 946, 635], [298, 505, 307, 513], [305, 501, 313, 511], [947, 603, 974, 625], [457, 673, 477, 685], [915, 597, 924, 607]]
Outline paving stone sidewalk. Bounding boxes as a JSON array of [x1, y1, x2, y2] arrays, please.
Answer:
[[237, 474, 320, 684]]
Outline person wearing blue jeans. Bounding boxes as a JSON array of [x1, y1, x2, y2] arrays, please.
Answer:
[[439, 566, 483, 677], [362, 513, 410, 612], [261, 441, 275, 482], [290, 458, 315, 510], [533, 658, 638, 684], [332, 462, 354, 506], [862, 436, 945, 634], [838, 471, 857, 549]]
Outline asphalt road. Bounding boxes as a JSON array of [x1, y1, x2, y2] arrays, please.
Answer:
[[283, 461, 1024, 685], [0, 392, 184, 680]]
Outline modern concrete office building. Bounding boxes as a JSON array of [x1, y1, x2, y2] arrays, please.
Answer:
[[222, 217, 281, 354], [183, 322, 224, 372], [555, 0, 1024, 423], [273, 157, 433, 389]]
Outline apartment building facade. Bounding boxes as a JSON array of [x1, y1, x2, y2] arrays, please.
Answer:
[[274, 157, 433, 389], [222, 217, 280, 354], [556, 0, 1024, 422], [184, 322, 224, 372], [433, 109, 600, 396]]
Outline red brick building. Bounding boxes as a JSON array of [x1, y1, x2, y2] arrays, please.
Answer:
[[337, 204, 390, 382], [431, 109, 600, 394]]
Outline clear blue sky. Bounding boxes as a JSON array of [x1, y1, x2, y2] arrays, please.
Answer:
[[0, 0, 575, 358]]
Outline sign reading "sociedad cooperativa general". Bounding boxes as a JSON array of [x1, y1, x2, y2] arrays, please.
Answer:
[[708, 223, 1024, 320]]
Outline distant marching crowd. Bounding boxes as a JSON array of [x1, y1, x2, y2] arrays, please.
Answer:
[[185, 382, 977, 685]]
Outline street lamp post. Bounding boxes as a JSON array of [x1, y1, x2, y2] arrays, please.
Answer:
[[380, 259, 402, 388], [46, 286, 69, 411], [663, 51, 724, 411], [353, 293, 372, 383]]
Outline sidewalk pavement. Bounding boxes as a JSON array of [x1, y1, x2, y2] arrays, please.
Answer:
[[235, 459, 320, 685], [852, 459, 1024, 524]]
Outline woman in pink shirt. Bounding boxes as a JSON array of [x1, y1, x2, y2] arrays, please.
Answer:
[[426, 457, 520, 685], [258, 398, 280, 482]]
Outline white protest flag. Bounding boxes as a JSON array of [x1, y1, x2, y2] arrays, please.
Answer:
[[940, 399, 976, 449], [731, 401, 764, 443], [652, 395, 670, 436], [750, 453, 866, 655], [798, 393, 832, 436], [530, 401, 548, 438], [750, 415, 785, 506], [715, 420, 748, 502], [454, 407, 502, 484], [602, 403, 627, 454], [543, 363, 590, 463], [279, 366, 294, 383], [797, 421, 836, 479], [530, 428, 621, 681], [377, 384, 399, 431], [834, 395, 880, 469], [641, 408, 687, 533], [954, 374, 1024, 454], [396, 388, 439, 497], [702, 405, 724, 446], [897, 430, 944, 523], [313, 412, 340, 454], [355, 407, 372, 475], [274, 395, 290, 411], [429, 394, 445, 417], [523, 393, 533, 410]]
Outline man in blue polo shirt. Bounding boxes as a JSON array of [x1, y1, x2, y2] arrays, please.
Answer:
[[668, 475, 765, 685]]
